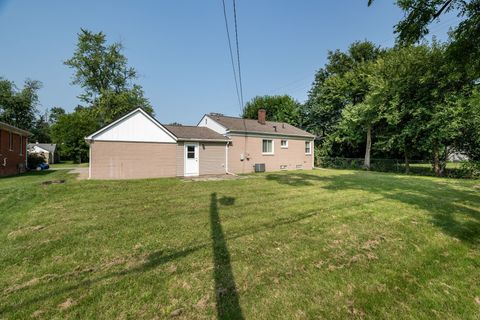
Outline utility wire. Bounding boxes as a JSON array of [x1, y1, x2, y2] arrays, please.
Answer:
[[221, 0, 242, 109], [232, 0, 244, 111]]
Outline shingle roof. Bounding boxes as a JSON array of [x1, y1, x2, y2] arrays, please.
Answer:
[[0, 121, 30, 136], [27, 143, 57, 153], [164, 125, 229, 141], [207, 114, 314, 138]]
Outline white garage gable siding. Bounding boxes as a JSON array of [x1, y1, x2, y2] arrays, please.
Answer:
[[89, 109, 176, 143], [197, 115, 227, 135]]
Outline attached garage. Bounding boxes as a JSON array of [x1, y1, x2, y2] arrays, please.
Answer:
[[85, 108, 229, 179]]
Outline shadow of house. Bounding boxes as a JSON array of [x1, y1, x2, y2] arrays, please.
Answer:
[[268, 171, 480, 244], [210, 193, 244, 320]]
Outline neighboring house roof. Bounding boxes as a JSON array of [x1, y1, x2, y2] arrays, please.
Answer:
[[164, 125, 229, 142], [0, 121, 30, 136], [27, 143, 57, 153], [205, 114, 315, 138]]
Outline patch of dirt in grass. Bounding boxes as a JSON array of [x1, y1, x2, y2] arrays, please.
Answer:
[[58, 298, 75, 310], [195, 294, 210, 309], [31, 309, 45, 318], [7, 225, 46, 238]]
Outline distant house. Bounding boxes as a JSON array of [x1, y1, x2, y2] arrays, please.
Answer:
[[0, 121, 29, 176], [27, 143, 59, 164], [85, 108, 314, 179]]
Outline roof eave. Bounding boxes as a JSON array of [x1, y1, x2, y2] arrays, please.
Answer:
[[227, 130, 314, 139]]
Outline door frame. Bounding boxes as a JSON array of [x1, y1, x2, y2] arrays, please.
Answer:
[[184, 142, 200, 176]]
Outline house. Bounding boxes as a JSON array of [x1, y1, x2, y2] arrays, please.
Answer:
[[0, 121, 29, 177], [85, 108, 314, 179], [27, 142, 59, 164]]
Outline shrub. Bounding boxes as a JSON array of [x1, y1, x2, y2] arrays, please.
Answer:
[[27, 154, 45, 170], [457, 161, 480, 179]]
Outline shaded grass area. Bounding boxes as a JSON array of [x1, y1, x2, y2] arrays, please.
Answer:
[[49, 161, 89, 169], [0, 169, 479, 319]]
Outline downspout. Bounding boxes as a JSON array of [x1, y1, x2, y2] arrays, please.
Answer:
[[225, 141, 236, 176]]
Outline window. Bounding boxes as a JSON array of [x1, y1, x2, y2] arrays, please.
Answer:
[[305, 141, 311, 154], [262, 139, 273, 154], [280, 139, 288, 148], [187, 145, 195, 159], [9, 132, 13, 151], [19, 136, 23, 155]]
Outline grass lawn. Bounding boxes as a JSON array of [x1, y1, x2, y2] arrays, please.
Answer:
[[1, 169, 479, 319], [49, 161, 89, 169]]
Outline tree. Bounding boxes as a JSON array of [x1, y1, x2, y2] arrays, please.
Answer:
[[49, 107, 66, 124], [30, 110, 52, 143], [368, 0, 480, 75], [64, 29, 153, 126], [242, 95, 302, 126], [0, 78, 42, 130], [304, 41, 382, 139], [50, 107, 98, 163], [304, 41, 383, 164]]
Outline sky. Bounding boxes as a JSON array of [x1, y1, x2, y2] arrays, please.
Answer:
[[0, 0, 460, 125]]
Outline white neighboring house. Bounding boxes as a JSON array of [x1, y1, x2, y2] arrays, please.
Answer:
[[27, 143, 59, 164]]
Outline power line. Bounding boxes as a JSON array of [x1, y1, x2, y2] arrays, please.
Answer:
[[232, 0, 244, 110], [221, 0, 242, 109]]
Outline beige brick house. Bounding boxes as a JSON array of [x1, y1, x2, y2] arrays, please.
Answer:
[[85, 108, 314, 179]]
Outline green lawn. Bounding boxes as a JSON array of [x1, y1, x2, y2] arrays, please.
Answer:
[[1, 169, 479, 319], [49, 161, 89, 169]]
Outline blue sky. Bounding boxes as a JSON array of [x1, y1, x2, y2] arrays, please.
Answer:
[[0, 0, 460, 125]]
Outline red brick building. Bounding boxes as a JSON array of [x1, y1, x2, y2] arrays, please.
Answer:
[[0, 122, 30, 177]]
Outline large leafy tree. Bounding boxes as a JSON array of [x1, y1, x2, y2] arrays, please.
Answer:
[[65, 28, 153, 126], [50, 107, 98, 163], [0, 78, 42, 130], [242, 95, 302, 127], [304, 41, 383, 139], [368, 0, 480, 75], [367, 44, 470, 175], [304, 41, 383, 166]]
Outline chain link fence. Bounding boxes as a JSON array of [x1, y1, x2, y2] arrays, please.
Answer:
[[316, 156, 479, 179]]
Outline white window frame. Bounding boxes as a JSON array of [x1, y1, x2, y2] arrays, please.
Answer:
[[280, 139, 288, 149], [262, 139, 274, 155], [305, 141, 312, 155]]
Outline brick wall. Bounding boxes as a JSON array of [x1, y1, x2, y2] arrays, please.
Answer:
[[0, 129, 28, 176]]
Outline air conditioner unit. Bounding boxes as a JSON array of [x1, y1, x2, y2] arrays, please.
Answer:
[[254, 163, 265, 172]]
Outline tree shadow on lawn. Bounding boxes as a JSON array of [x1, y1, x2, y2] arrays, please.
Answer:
[[267, 171, 480, 244]]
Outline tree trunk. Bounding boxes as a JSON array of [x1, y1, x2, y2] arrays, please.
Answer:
[[364, 125, 372, 170], [433, 147, 442, 176], [404, 152, 410, 174]]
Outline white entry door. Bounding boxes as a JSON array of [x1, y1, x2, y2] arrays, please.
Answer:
[[184, 143, 199, 176]]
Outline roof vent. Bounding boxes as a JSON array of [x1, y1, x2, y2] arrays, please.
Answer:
[[273, 125, 277, 132]]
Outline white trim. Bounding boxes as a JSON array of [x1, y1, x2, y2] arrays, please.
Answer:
[[262, 139, 274, 155], [85, 108, 177, 142], [88, 143, 92, 179], [197, 115, 228, 135], [184, 142, 200, 176], [280, 139, 288, 149], [305, 141, 312, 155]]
